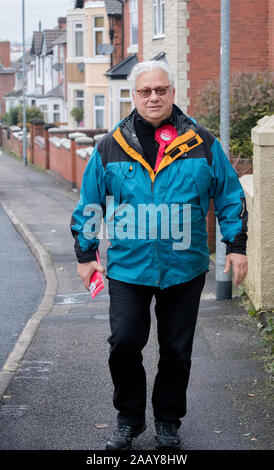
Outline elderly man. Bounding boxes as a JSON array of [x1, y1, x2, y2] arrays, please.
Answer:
[[71, 61, 248, 450]]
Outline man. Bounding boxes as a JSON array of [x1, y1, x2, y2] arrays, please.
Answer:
[[71, 61, 248, 450]]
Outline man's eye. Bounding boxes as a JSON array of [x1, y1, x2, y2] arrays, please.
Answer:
[[157, 88, 167, 95]]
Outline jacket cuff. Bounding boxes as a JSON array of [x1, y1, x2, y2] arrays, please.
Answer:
[[74, 239, 97, 263], [76, 249, 97, 263], [225, 232, 247, 256]]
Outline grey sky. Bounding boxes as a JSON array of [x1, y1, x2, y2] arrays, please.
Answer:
[[0, 0, 74, 44]]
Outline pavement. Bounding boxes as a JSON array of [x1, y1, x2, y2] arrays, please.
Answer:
[[0, 149, 273, 453]]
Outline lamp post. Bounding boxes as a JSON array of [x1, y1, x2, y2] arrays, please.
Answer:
[[22, 0, 27, 166], [216, 0, 231, 299]]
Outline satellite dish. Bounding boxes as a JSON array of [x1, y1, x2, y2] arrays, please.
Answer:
[[53, 62, 63, 71], [77, 62, 85, 72], [97, 43, 114, 55]]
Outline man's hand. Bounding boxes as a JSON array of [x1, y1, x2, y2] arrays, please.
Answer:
[[77, 261, 106, 290], [224, 253, 248, 286]]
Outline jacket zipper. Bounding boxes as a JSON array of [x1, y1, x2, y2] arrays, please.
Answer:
[[150, 173, 161, 286]]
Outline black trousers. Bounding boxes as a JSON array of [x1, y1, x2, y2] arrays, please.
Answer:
[[107, 272, 206, 429]]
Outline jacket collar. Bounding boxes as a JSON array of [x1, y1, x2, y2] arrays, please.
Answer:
[[120, 105, 196, 143]]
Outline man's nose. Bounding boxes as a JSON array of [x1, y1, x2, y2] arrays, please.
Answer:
[[149, 89, 160, 100]]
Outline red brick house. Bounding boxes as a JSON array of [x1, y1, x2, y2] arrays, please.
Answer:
[[187, 0, 274, 115], [0, 42, 15, 118]]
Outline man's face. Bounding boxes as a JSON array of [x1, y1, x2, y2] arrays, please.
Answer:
[[132, 69, 175, 127]]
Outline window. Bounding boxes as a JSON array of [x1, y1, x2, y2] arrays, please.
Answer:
[[94, 95, 105, 129], [53, 104, 60, 123], [75, 90, 84, 109], [75, 22, 84, 57], [129, 0, 138, 46], [93, 16, 104, 56], [40, 105, 48, 122], [153, 0, 165, 37], [119, 88, 132, 121]]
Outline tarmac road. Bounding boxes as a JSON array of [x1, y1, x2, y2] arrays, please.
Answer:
[[0, 204, 45, 369]]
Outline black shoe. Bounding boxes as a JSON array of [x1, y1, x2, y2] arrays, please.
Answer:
[[105, 424, 146, 450], [155, 421, 181, 449]]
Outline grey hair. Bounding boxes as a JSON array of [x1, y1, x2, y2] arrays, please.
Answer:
[[128, 60, 176, 93]]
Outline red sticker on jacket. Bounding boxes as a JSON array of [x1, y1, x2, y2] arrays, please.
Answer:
[[154, 124, 177, 172]]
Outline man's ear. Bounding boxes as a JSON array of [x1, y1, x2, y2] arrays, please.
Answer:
[[132, 91, 136, 107], [172, 87, 176, 103]]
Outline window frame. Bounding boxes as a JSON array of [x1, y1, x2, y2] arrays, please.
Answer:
[[129, 0, 138, 47], [118, 87, 133, 121], [93, 94, 105, 129], [74, 21, 84, 57], [53, 103, 60, 123], [40, 104, 48, 122], [153, 0, 165, 38], [93, 15, 105, 57], [75, 89, 84, 110]]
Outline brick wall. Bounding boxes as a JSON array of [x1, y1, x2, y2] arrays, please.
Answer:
[[33, 138, 46, 168], [49, 142, 73, 184], [269, 0, 274, 70], [187, 0, 270, 115], [0, 42, 11, 67], [109, 15, 123, 66]]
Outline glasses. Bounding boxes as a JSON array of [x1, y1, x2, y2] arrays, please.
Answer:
[[136, 85, 171, 98]]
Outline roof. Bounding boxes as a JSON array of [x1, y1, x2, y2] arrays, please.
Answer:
[[105, 0, 122, 16], [106, 54, 138, 79], [42, 29, 65, 54], [3, 89, 22, 99], [30, 31, 43, 55], [12, 51, 32, 71], [52, 31, 67, 46], [44, 84, 64, 98]]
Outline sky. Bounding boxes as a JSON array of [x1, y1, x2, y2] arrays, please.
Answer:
[[0, 0, 75, 44]]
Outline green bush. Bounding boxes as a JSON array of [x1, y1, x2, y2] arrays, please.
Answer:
[[195, 71, 274, 158], [71, 107, 84, 125], [1, 105, 44, 127], [1, 106, 21, 126], [18, 105, 44, 123]]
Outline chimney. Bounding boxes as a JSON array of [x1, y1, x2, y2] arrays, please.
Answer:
[[0, 42, 11, 68], [58, 17, 67, 29], [75, 0, 84, 8]]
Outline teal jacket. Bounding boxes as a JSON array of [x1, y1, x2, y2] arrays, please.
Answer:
[[71, 107, 247, 289]]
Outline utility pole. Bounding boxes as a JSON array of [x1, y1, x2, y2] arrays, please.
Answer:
[[216, 0, 231, 299], [22, 0, 27, 166]]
